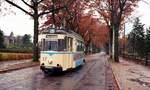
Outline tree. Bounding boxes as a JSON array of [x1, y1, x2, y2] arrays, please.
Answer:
[[22, 34, 32, 49], [144, 26, 150, 54], [128, 18, 145, 57], [119, 36, 127, 55], [90, 0, 139, 62], [41, 0, 86, 32], [79, 15, 109, 53], [4, 0, 68, 61], [0, 29, 5, 49], [22, 34, 31, 45]]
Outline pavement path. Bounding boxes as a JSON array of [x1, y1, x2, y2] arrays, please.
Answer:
[[0, 59, 39, 73], [111, 58, 150, 90], [0, 59, 31, 69], [0, 53, 118, 90]]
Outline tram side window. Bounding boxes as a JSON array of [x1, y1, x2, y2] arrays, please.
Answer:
[[81, 43, 84, 51], [77, 41, 84, 51]]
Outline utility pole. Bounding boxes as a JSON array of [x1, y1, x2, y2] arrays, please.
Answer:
[[123, 23, 126, 57]]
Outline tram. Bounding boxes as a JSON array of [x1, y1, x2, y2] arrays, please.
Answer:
[[38, 28, 85, 74]]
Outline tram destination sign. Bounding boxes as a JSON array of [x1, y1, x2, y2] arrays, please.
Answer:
[[46, 35, 57, 39]]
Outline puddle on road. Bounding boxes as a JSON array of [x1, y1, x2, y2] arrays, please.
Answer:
[[121, 63, 130, 66], [128, 77, 150, 88], [127, 68, 142, 75]]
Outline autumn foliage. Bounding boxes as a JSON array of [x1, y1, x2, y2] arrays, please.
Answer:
[[40, 0, 109, 49], [78, 14, 108, 47]]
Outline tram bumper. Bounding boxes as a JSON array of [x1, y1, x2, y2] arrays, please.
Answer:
[[40, 65, 62, 74]]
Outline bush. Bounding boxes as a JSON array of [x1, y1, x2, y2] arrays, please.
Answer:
[[0, 49, 33, 53], [0, 53, 33, 61]]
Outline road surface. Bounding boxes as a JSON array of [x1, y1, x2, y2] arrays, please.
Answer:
[[0, 53, 117, 90]]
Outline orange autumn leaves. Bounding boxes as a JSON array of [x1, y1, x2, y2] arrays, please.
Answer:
[[78, 14, 108, 47]]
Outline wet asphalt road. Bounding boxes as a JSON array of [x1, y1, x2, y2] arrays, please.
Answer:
[[0, 53, 117, 90]]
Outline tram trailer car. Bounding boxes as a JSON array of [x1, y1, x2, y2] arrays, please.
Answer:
[[38, 29, 85, 74]]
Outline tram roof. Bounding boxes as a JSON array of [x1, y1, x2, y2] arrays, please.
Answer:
[[39, 28, 83, 41]]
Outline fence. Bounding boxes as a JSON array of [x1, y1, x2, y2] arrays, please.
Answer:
[[121, 53, 150, 66]]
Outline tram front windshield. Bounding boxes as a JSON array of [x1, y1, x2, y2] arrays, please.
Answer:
[[42, 39, 67, 51]]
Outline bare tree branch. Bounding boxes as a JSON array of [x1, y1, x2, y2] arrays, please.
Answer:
[[37, 0, 44, 4], [21, 0, 34, 9], [38, 6, 64, 17], [5, 0, 33, 17], [38, 0, 75, 16]]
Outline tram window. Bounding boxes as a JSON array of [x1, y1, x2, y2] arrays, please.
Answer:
[[77, 41, 84, 51], [58, 39, 66, 51], [43, 41, 58, 51], [42, 39, 67, 51], [48, 41, 58, 51]]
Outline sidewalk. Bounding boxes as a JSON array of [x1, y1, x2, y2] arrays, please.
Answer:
[[110, 58, 150, 90], [0, 59, 39, 73]]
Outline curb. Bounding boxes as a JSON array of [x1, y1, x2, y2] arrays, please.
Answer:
[[111, 65, 121, 90], [107, 59, 121, 90], [0, 62, 39, 74]]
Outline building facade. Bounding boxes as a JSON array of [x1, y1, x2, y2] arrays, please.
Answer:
[[4, 32, 23, 47]]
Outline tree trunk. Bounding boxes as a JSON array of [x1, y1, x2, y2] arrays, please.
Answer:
[[112, 24, 119, 62], [114, 26, 119, 62], [33, 7, 39, 61]]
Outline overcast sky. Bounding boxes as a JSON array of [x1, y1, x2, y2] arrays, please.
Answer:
[[0, 1, 33, 36], [123, 0, 150, 34], [0, 13, 33, 36], [0, 1, 150, 36], [136, 0, 150, 27]]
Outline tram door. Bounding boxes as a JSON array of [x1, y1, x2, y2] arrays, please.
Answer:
[[66, 37, 73, 69], [68, 37, 73, 52], [63, 37, 73, 70]]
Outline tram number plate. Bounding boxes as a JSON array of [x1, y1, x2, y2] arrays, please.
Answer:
[[42, 57, 47, 61]]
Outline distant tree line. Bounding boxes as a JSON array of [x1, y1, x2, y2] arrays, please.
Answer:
[[127, 17, 150, 58], [0, 30, 5, 48]]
